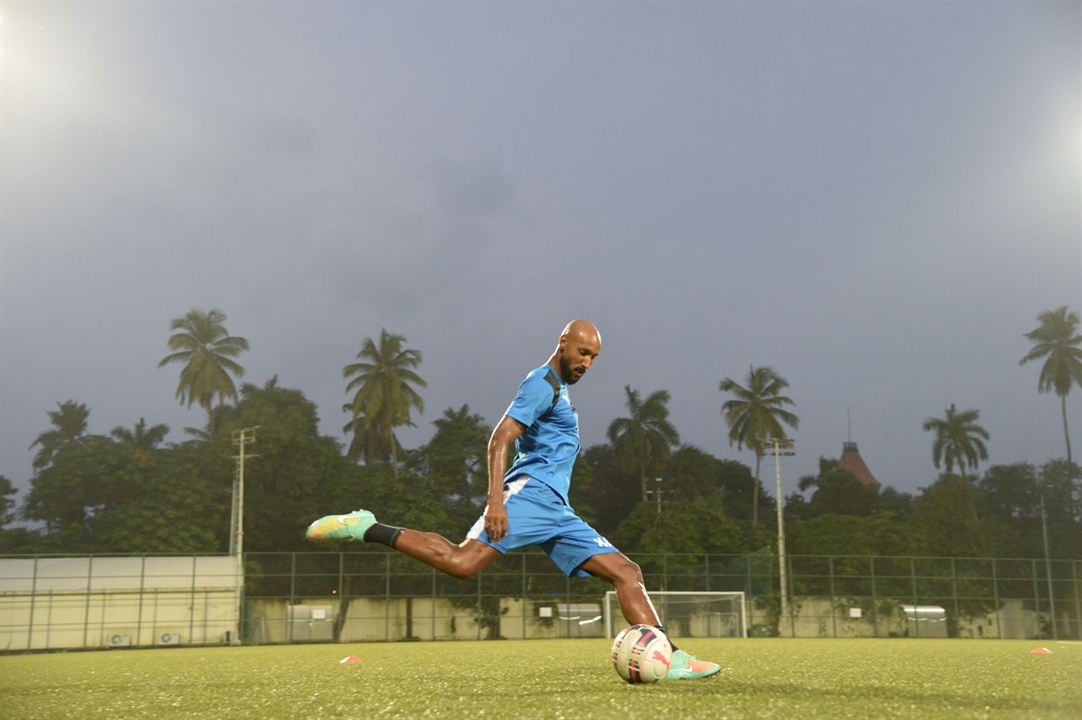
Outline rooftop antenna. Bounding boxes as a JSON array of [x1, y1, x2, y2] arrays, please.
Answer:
[[847, 406, 852, 443]]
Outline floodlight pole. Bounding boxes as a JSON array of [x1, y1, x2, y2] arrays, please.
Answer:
[[230, 427, 259, 557], [1039, 487, 1057, 640], [230, 426, 259, 645], [768, 438, 795, 636]]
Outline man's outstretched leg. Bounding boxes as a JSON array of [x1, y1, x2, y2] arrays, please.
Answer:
[[580, 553, 720, 681], [306, 509, 501, 580]]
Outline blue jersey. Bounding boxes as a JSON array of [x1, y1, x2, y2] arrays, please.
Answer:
[[502, 364, 579, 504]]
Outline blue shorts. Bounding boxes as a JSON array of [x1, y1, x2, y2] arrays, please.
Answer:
[[466, 476, 620, 577]]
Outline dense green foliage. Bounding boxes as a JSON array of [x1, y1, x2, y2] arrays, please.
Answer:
[[3, 307, 1080, 563], [606, 386, 680, 504], [7, 384, 1078, 561], [29, 400, 92, 471], [0, 475, 17, 528]]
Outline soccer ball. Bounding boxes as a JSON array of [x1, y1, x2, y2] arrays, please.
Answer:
[[610, 624, 672, 684]]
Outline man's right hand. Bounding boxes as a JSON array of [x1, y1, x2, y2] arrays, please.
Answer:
[[486, 415, 526, 545], [484, 500, 509, 543]]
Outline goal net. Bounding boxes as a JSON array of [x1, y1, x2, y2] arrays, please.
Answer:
[[603, 591, 747, 639]]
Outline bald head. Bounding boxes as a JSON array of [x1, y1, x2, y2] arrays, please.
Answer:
[[560, 319, 601, 346], [552, 319, 601, 384]]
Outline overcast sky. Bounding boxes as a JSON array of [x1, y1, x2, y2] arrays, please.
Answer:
[[2, 1, 1079, 511]]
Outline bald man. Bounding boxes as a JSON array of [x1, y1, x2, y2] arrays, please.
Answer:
[[305, 320, 719, 680]]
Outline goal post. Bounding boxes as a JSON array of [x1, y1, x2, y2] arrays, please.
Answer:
[[603, 590, 747, 639]]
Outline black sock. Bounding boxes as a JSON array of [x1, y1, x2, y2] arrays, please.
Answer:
[[363, 523, 403, 548], [657, 624, 679, 651]]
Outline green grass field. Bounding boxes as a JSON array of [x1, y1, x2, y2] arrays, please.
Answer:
[[2, 639, 1079, 719]]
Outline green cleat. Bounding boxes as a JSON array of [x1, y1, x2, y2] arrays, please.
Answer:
[[305, 510, 377, 542], [665, 649, 721, 680]]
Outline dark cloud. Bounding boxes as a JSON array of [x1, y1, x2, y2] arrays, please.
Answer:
[[1, 1, 1079, 506]]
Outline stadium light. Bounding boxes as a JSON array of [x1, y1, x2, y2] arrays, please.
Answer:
[[765, 438, 795, 636], [644, 477, 666, 516]]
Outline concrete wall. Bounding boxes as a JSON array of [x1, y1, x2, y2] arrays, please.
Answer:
[[500, 599, 605, 640], [0, 556, 241, 651], [248, 597, 487, 644], [785, 596, 1046, 639], [0, 589, 239, 651], [246, 597, 610, 644]]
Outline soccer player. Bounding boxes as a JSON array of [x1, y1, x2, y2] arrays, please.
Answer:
[[306, 320, 719, 680]]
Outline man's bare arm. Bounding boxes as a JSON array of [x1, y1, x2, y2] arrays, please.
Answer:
[[485, 415, 526, 543]]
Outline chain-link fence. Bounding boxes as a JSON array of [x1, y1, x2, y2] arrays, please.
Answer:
[[244, 550, 1080, 643], [2, 551, 1078, 651]]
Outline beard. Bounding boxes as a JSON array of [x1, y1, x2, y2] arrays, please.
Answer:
[[560, 354, 582, 384]]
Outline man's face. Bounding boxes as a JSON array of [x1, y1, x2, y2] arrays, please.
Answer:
[[558, 333, 601, 384]]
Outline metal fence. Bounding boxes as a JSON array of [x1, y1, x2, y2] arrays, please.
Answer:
[[243, 550, 1081, 643], [2, 551, 1079, 651]]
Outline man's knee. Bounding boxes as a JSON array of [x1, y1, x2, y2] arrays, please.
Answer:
[[446, 556, 482, 580], [580, 552, 645, 585], [625, 559, 645, 585], [443, 543, 494, 580], [610, 556, 644, 586]]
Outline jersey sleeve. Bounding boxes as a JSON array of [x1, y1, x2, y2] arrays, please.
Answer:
[[504, 373, 554, 428]]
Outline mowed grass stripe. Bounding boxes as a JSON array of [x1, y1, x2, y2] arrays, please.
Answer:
[[1, 639, 1079, 719]]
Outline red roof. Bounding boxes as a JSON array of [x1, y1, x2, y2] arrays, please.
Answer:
[[839, 441, 880, 488]]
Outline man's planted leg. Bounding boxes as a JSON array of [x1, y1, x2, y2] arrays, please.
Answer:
[[581, 552, 720, 681]]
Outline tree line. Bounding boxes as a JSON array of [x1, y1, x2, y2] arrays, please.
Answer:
[[1, 306, 1079, 561]]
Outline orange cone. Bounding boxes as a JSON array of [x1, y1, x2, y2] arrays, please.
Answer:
[[1029, 647, 1052, 655], [339, 655, 363, 664]]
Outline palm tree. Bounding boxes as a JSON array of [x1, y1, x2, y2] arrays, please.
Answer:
[[30, 400, 91, 471], [1020, 306, 1082, 464], [343, 329, 427, 466], [158, 308, 249, 421], [922, 404, 990, 476], [110, 418, 170, 450], [341, 412, 373, 461], [607, 386, 680, 502], [719, 366, 799, 526]]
